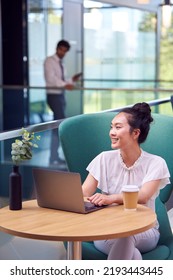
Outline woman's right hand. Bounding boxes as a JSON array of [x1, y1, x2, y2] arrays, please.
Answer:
[[87, 193, 115, 206]]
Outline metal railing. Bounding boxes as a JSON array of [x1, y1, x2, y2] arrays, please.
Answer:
[[0, 96, 172, 141]]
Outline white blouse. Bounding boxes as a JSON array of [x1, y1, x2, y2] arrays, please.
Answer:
[[86, 149, 170, 212]]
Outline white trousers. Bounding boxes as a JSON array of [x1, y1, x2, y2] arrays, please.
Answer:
[[94, 228, 160, 260]]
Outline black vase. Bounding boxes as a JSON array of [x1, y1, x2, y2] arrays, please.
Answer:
[[9, 165, 22, 210]]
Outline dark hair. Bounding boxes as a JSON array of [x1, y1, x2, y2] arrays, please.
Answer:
[[56, 40, 71, 51], [120, 102, 153, 144]]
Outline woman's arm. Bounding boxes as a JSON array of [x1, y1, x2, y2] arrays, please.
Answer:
[[82, 173, 98, 197], [82, 173, 123, 205], [138, 179, 161, 204], [83, 176, 162, 206]]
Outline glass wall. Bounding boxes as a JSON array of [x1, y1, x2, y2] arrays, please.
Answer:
[[28, 0, 63, 123], [27, 1, 173, 117], [83, 1, 159, 112], [84, 3, 156, 84], [159, 6, 173, 83]]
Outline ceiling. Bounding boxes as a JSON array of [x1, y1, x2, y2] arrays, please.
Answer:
[[93, 1, 169, 12]]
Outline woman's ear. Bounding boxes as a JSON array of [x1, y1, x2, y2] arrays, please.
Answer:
[[133, 128, 140, 139]]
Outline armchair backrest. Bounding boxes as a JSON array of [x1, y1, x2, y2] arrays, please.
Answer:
[[59, 112, 173, 244], [141, 113, 173, 244]]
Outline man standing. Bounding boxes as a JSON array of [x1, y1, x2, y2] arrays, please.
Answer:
[[44, 40, 81, 165]]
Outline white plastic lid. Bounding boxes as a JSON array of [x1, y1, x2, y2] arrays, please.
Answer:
[[122, 185, 139, 192]]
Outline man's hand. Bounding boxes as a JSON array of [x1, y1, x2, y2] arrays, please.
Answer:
[[64, 84, 74, 90], [72, 72, 82, 82]]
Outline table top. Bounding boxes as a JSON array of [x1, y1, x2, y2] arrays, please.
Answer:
[[0, 200, 156, 242]]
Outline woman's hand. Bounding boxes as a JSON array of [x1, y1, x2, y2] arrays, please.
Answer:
[[87, 193, 115, 206]]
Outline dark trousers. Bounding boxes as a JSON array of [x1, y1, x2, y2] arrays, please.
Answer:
[[47, 94, 66, 161]]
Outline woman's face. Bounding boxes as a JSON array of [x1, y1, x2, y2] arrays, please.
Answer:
[[109, 112, 139, 150]]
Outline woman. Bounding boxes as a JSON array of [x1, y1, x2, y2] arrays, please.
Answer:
[[82, 102, 170, 260]]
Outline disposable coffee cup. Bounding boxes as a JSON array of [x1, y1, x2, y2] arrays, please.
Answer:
[[122, 185, 139, 211]]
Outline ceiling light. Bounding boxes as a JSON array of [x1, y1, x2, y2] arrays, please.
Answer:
[[137, 0, 150, 4], [161, 0, 172, 28]]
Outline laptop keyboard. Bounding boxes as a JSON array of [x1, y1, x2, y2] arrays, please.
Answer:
[[84, 201, 103, 211]]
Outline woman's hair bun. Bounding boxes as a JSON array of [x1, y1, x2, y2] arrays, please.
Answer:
[[132, 102, 153, 123], [120, 102, 153, 144]]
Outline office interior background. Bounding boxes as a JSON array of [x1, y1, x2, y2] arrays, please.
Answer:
[[1, 0, 173, 130], [1, 0, 173, 201]]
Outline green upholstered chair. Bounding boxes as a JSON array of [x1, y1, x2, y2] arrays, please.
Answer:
[[59, 112, 173, 260]]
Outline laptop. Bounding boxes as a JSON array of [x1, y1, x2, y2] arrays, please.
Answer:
[[32, 168, 106, 214]]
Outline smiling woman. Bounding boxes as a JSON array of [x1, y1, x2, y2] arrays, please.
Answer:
[[82, 102, 170, 260], [109, 113, 141, 165]]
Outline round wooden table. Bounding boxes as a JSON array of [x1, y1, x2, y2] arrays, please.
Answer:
[[0, 200, 156, 259]]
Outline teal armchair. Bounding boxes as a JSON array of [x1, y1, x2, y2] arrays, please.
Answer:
[[59, 112, 173, 260]]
